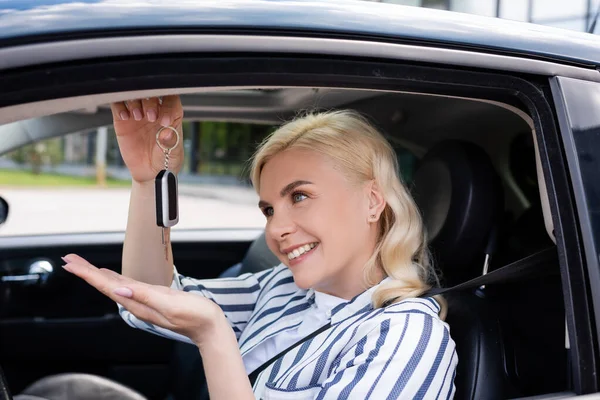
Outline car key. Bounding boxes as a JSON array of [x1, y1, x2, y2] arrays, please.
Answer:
[[155, 126, 180, 261]]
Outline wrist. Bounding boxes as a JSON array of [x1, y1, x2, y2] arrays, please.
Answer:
[[132, 179, 154, 189], [194, 312, 232, 350]]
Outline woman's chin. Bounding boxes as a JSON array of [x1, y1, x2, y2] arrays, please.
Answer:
[[284, 249, 323, 289], [288, 268, 320, 290]]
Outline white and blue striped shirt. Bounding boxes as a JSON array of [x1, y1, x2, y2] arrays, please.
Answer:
[[119, 264, 458, 399]]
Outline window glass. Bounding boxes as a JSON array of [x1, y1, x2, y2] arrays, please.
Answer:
[[0, 119, 417, 236], [396, 147, 417, 183], [0, 122, 273, 236]]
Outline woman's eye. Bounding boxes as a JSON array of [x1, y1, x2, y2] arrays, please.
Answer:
[[263, 207, 274, 217], [292, 192, 308, 203]]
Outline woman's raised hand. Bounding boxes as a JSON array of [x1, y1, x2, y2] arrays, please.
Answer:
[[110, 96, 184, 184], [61, 254, 224, 347]]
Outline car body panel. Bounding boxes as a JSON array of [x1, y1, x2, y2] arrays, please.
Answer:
[[0, 0, 599, 67], [552, 76, 600, 357]]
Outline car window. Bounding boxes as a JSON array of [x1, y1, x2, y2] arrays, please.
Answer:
[[0, 120, 417, 237], [0, 121, 270, 236]]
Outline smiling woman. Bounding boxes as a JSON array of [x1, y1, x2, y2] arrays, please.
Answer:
[[252, 110, 441, 308], [62, 99, 456, 399]]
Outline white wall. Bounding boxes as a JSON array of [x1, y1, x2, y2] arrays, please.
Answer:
[[374, 0, 597, 33], [499, 0, 529, 21], [450, 0, 496, 17]]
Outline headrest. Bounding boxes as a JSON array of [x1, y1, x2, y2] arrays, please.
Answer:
[[410, 140, 503, 285]]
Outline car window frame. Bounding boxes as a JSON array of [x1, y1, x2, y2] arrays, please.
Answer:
[[0, 48, 595, 396]]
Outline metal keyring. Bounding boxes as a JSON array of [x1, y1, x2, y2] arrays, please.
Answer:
[[156, 126, 180, 153]]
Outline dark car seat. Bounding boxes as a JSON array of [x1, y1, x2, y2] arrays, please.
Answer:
[[17, 140, 509, 400], [411, 140, 512, 400], [487, 133, 566, 396]]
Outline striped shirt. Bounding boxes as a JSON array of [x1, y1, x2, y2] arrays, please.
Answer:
[[119, 264, 458, 399]]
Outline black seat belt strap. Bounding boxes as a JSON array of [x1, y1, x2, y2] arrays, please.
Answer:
[[248, 322, 331, 387], [426, 247, 557, 296], [247, 247, 557, 386]]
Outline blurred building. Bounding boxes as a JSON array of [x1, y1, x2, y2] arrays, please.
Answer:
[[371, 0, 600, 33]]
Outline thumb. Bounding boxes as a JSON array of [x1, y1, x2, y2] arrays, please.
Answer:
[[158, 95, 182, 128]]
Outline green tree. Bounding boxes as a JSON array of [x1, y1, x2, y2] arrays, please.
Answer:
[[6, 137, 63, 174]]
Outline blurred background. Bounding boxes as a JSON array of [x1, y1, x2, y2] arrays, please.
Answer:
[[368, 0, 600, 32]]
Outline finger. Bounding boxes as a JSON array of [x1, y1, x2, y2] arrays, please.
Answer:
[[63, 254, 130, 285], [141, 97, 159, 123], [113, 284, 193, 331], [126, 99, 144, 121], [158, 95, 181, 127], [61, 254, 165, 300], [99, 268, 136, 285], [118, 295, 173, 328], [61, 256, 178, 330], [157, 126, 176, 149], [110, 102, 130, 122], [61, 255, 129, 296], [114, 281, 172, 308], [61, 253, 97, 273]]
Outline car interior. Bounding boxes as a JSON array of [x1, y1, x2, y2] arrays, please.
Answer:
[[0, 87, 565, 400]]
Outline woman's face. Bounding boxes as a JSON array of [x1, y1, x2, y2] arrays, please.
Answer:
[[259, 148, 385, 299]]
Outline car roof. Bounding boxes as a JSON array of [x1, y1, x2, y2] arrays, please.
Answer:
[[0, 0, 599, 67]]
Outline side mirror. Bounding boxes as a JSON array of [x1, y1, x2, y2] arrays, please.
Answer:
[[0, 196, 9, 225]]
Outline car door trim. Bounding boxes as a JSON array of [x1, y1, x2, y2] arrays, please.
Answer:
[[0, 229, 264, 249], [0, 34, 599, 83]]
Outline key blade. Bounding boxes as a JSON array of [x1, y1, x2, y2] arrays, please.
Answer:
[[163, 227, 169, 261]]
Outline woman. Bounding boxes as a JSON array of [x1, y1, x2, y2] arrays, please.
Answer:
[[62, 95, 457, 399]]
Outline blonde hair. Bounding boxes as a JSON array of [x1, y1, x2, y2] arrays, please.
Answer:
[[250, 110, 446, 319]]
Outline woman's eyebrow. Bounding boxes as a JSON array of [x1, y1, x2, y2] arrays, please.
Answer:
[[280, 180, 313, 197], [258, 180, 313, 209]]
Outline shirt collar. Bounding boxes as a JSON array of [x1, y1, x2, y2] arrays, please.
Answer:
[[314, 290, 346, 312], [303, 277, 392, 324]]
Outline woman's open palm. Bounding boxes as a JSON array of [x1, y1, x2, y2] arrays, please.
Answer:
[[62, 254, 223, 346]]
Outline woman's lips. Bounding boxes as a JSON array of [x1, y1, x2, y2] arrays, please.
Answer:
[[288, 243, 319, 266]]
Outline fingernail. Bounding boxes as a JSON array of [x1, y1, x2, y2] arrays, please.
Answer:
[[62, 255, 73, 263], [147, 109, 157, 122], [114, 287, 133, 298], [160, 114, 171, 127], [62, 264, 72, 273], [133, 109, 143, 121], [120, 111, 129, 121]]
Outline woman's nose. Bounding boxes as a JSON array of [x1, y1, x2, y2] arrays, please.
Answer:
[[267, 212, 296, 239]]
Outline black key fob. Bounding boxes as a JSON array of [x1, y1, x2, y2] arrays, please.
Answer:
[[155, 169, 179, 227]]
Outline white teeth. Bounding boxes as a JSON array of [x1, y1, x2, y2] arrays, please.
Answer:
[[287, 243, 318, 260]]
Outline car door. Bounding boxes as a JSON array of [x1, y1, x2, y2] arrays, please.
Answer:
[[0, 8, 599, 400], [0, 229, 261, 398]]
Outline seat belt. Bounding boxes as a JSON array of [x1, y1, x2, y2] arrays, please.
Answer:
[[247, 247, 557, 387], [248, 322, 332, 386], [425, 247, 557, 296]]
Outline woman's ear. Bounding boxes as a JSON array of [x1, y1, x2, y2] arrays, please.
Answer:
[[366, 180, 386, 223]]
